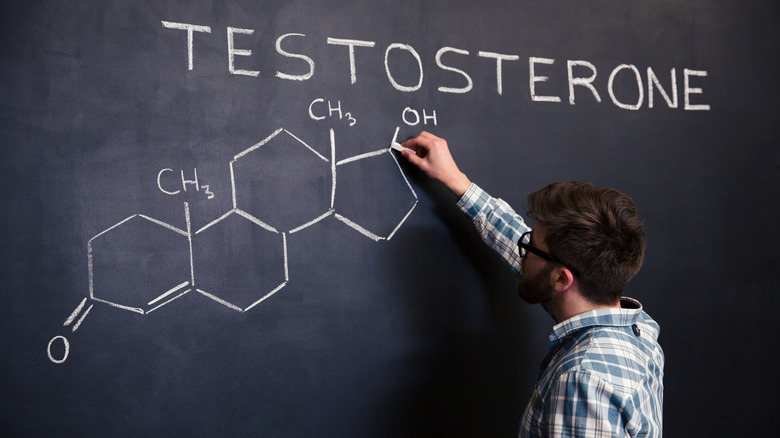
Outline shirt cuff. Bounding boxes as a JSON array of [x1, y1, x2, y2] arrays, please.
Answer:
[[456, 182, 489, 219]]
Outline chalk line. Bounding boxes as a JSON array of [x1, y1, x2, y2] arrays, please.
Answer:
[[390, 142, 416, 155], [63, 297, 87, 326], [284, 129, 329, 162], [71, 304, 93, 332], [233, 127, 284, 161], [148, 289, 191, 314], [91, 296, 144, 315], [196, 209, 236, 235], [288, 210, 333, 234], [389, 126, 416, 155], [88, 215, 138, 243], [391, 126, 400, 145], [230, 160, 239, 209], [283, 232, 289, 281], [388, 145, 419, 200], [196, 288, 243, 312], [334, 213, 384, 242], [47, 336, 69, 364], [337, 149, 388, 166], [386, 200, 418, 241], [137, 214, 188, 237], [87, 246, 94, 299], [330, 129, 337, 209], [244, 282, 288, 312], [148, 281, 190, 306], [184, 202, 195, 287], [235, 209, 279, 233]]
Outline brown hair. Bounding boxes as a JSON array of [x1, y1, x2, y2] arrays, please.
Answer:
[[526, 182, 645, 304]]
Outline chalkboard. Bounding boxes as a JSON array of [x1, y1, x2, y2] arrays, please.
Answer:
[[2, 1, 779, 436]]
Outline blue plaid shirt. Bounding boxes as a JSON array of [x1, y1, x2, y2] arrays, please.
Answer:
[[457, 183, 664, 437]]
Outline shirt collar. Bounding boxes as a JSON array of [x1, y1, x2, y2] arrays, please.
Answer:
[[548, 297, 644, 345]]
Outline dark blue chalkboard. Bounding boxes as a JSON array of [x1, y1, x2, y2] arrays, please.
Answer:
[[2, 1, 779, 436]]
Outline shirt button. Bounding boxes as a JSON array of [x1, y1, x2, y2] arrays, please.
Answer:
[[632, 324, 641, 336]]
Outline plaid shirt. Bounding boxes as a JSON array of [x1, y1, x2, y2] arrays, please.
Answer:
[[457, 183, 664, 437]]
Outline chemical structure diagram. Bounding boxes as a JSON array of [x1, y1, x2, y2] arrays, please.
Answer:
[[46, 126, 418, 364]]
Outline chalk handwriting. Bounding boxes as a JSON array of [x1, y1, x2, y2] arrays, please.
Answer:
[[157, 168, 215, 199], [402, 107, 438, 127], [162, 20, 711, 111], [308, 98, 357, 126]]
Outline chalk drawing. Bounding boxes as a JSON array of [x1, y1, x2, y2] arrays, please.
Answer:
[[228, 26, 260, 77], [608, 64, 644, 110], [275, 33, 315, 81], [157, 167, 215, 199], [568, 60, 602, 105], [308, 98, 357, 126], [47, 336, 69, 364], [648, 67, 678, 109], [529, 57, 562, 103], [48, 126, 417, 363], [161, 21, 212, 71], [401, 107, 437, 127], [477, 51, 520, 96], [436, 47, 473, 94], [683, 69, 710, 110], [385, 43, 424, 92], [326, 38, 376, 84], [162, 21, 710, 111], [162, 21, 709, 110]]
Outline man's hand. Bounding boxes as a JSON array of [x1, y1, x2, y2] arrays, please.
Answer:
[[400, 131, 471, 197]]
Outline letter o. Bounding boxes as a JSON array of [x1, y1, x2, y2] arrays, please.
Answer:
[[402, 107, 421, 126], [385, 43, 424, 92], [47, 335, 70, 364], [608, 64, 644, 110]]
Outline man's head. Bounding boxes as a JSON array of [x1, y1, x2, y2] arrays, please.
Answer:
[[524, 181, 646, 305]]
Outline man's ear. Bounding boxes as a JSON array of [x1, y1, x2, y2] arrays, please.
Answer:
[[551, 266, 575, 292]]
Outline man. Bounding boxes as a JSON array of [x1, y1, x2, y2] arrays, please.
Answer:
[[399, 131, 664, 437]]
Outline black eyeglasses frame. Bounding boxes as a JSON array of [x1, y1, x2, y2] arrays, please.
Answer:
[[518, 230, 579, 277]]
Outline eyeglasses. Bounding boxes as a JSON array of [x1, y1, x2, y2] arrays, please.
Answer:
[[518, 230, 579, 276]]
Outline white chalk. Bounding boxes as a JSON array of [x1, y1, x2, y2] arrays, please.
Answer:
[[390, 141, 417, 155]]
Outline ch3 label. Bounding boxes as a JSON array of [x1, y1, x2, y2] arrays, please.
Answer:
[[308, 98, 357, 126], [157, 168, 215, 199]]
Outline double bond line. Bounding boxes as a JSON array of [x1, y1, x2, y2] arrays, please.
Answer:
[[63, 297, 93, 332]]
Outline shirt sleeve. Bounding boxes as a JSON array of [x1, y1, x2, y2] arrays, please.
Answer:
[[456, 182, 530, 278], [547, 371, 634, 438]]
